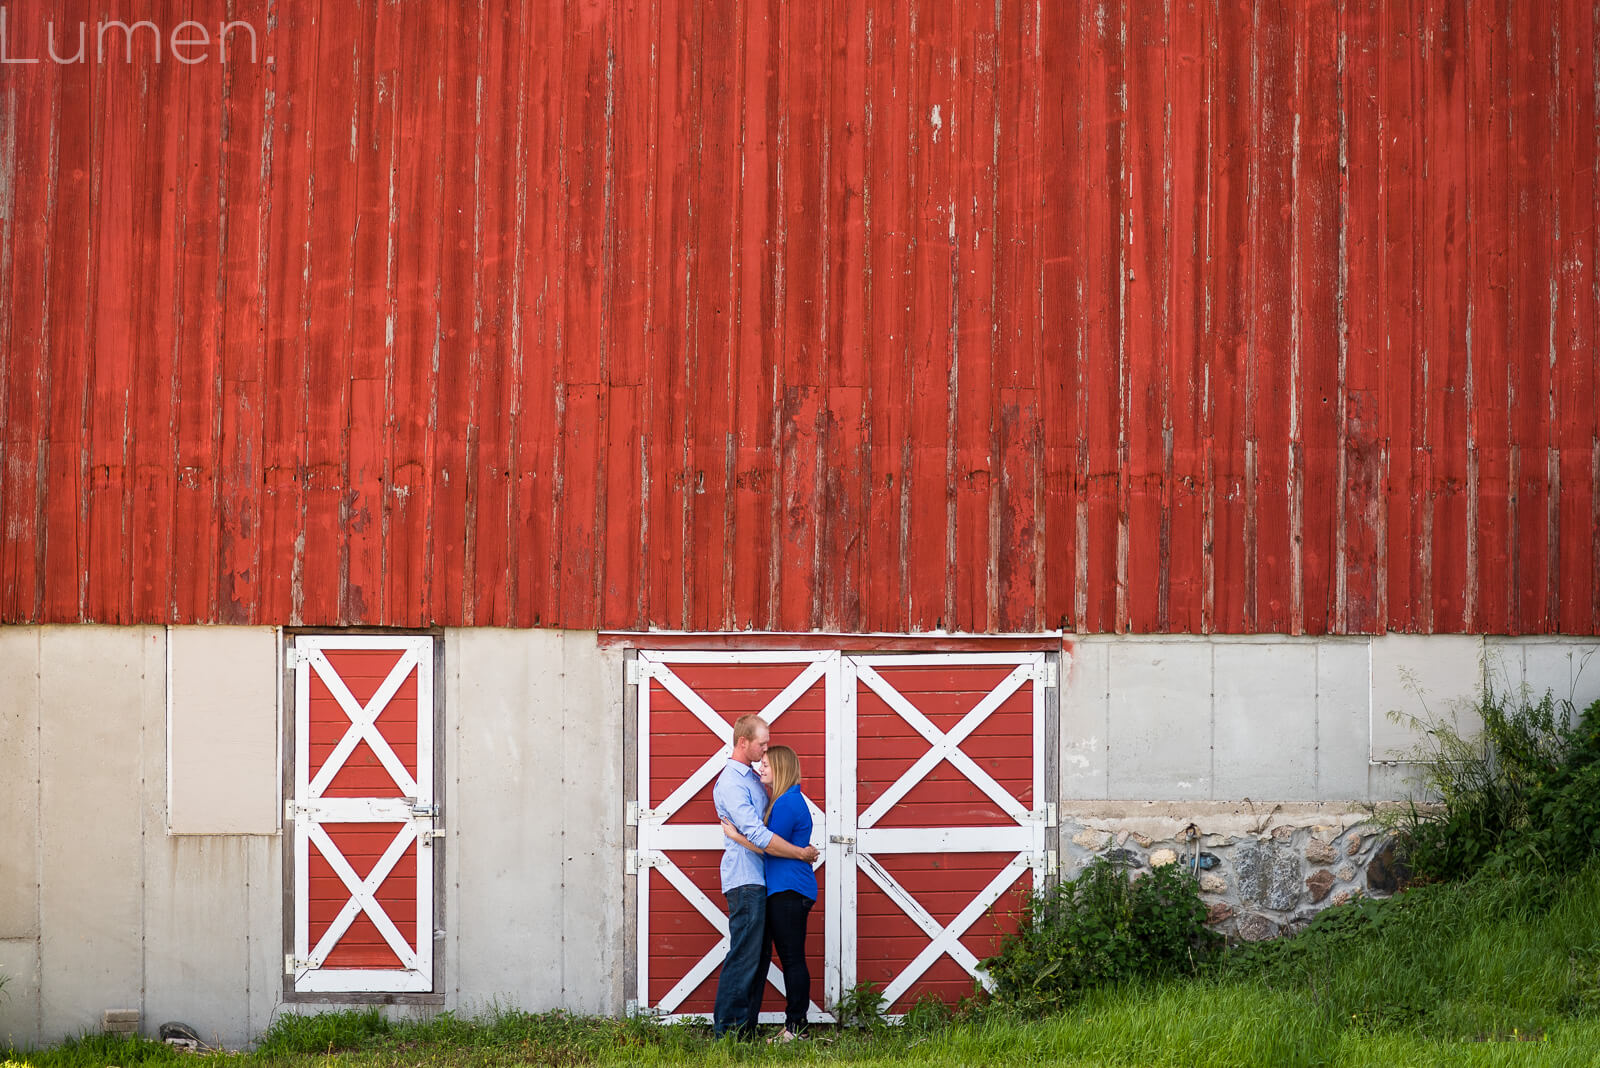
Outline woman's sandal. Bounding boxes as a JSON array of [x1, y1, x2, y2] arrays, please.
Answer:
[[767, 1029, 798, 1044]]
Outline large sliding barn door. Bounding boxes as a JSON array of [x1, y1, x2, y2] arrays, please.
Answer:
[[631, 647, 1053, 1020], [287, 635, 437, 993]]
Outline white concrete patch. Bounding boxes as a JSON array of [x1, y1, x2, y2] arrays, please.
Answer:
[[1107, 642, 1212, 798], [1213, 643, 1316, 799], [1370, 634, 1484, 761], [451, 628, 566, 1010], [142, 837, 254, 1049], [0, 937, 41, 1047], [1060, 641, 1108, 800], [38, 626, 158, 1041], [1315, 641, 1372, 799], [168, 627, 280, 834], [446, 629, 624, 1019], [0, 628, 40, 940]]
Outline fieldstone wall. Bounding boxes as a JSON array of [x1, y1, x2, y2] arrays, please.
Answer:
[[1059, 802, 1410, 941]]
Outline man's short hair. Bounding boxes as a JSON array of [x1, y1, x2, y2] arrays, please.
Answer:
[[732, 714, 767, 743]]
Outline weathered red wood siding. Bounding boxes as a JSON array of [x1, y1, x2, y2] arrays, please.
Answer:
[[0, 0, 1595, 634]]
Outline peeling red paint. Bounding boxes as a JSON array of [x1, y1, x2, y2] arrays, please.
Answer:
[[0, 0, 1594, 635]]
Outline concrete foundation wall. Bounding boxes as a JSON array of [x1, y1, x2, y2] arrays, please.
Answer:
[[1062, 634, 1600, 803], [0, 626, 624, 1051], [1, 626, 1595, 1049]]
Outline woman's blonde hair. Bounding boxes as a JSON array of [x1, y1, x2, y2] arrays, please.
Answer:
[[764, 745, 802, 821]]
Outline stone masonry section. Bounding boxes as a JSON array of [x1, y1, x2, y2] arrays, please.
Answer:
[[1059, 802, 1402, 942]]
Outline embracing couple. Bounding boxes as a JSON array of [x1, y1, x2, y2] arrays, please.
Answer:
[[710, 714, 822, 1042]]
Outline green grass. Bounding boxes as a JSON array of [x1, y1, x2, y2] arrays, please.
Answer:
[[8, 859, 1600, 1068]]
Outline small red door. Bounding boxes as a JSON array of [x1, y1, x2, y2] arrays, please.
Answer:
[[289, 635, 436, 993]]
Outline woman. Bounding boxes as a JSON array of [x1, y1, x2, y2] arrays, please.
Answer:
[[723, 745, 817, 1041]]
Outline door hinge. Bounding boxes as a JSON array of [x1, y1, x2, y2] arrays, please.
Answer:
[[626, 658, 648, 685], [626, 849, 662, 874], [285, 954, 311, 974], [285, 646, 311, 670], [1040, 660, 1058, 687], [284, 799, 300, 823]]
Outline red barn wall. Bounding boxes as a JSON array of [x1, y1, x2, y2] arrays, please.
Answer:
[[0, 0, 1594, 634]]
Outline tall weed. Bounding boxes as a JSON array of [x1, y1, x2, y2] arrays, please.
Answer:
[[1393, 684, 1599, 883], [981, 858, 1219, 1014]]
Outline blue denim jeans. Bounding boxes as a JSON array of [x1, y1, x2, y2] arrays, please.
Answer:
[[712, 883, 769, 1038]]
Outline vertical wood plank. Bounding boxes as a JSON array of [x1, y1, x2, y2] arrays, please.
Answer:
[[385, 0, 448, 628], [1248, 0, 1294, 633], [1422, 0, 1471, 634], [822, 0, 870, 633], [0, 15, 59, 622], [216, 0, 272, 625], [260, 0, 312, 624], [1206, 0, 1251, 633], [1553, 0, 1597, 632], [1467, 0, 1512, 635], [41, 42, 93, 621], [776, 0, 827, 630], [1509, 0, 1556, 633], [1124, 0, 1168, 632], [993, 0, 1043, 633], [862, 0, 912, 631], [1380, 0, 1421, 631], [1038, 0, 1079, 632], [1338, 0, 1386, 633], [1163, 0, 1208, 634], [86, 33, 134, 624], [342, 0, 393, 624], [1080, 0, 1124, 633], [1295, 0, 1343, 635]]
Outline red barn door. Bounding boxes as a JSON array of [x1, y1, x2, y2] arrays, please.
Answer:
[[632, 651, 835, 1022], [289, 635, 437, 993], [631, 647, 1052, 1020], [842, 654, 1050, 1013]]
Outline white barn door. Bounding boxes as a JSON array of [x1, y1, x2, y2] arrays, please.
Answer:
[[288, 635, 437, 993]]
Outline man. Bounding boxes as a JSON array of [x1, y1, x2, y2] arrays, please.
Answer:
[[711, 714, 820, 1039]]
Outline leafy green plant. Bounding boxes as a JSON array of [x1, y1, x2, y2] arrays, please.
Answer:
[[1391, 684, 1599, 883], [899, 990, 953, 1034], [835, 979, 888, 1030], [980, 858, 1219, 1015]]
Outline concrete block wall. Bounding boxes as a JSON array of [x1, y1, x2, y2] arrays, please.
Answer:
[[0, 627, 283, 1051], [0, 626, 624, 1051], [1061, 634, 1600, 805]]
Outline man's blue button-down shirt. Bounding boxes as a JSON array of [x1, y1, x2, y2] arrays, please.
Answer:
[[712, 759, 774, 893]]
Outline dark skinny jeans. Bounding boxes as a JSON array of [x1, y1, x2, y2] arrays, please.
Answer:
[[766, 889, 815, 1033]]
